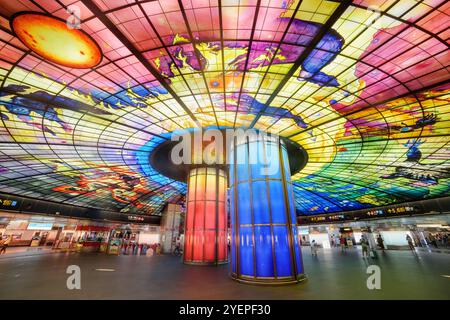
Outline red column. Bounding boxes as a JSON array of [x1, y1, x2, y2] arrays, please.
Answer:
[[184, 167, 227, 265]]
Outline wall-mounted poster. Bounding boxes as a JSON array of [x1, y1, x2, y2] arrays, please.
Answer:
[[108, 239, 121, 255]]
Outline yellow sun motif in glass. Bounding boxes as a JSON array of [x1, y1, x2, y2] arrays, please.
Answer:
[[12, 13, 101, 69]]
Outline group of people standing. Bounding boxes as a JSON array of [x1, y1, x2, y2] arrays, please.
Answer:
[[426, 233, 448, 248], [330, 234, 353, 253], [359, 234, 385, 258], [310, 233, 387, 258], [121, 242, 161, 256]]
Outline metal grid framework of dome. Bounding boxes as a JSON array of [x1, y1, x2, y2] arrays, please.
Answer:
[[0, 0, 449, 216]]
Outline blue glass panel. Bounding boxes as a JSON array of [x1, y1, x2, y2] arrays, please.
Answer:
[[247, 140, 282, 180], [230, 188, 236, 273], [252, 181, 270, 224], [268, 180, 286, 224], [281, 145, 291, 181], [273, 226, 292, 277], [239, 226, 254, 276], [237, 182, 251, 224], [229, 162, 235, 188], [236, 164, 248, 183], [250, 163, 261, 180], [231, 227, 236, 273], [265, 142, 281, 179], [287, 184, 297, 222], [230, 189, 235, 227], [248, 141, 262, 179], [254, 226, 274, 277], [236, 144, 249, 182], [292, 227, 303, 274]]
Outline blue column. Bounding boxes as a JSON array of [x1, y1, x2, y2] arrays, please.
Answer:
[[229, 134, 305, 284]]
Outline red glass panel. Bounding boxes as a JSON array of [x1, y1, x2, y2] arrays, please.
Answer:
[[205, 201, 216, 229], [184, 168, 228, 264], [192, 230, 204, 261], [186, 202, 195, 229], [194, 201, 205, 229], [204, 231, 216, 261]]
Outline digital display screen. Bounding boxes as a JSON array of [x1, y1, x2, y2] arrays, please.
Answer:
[[27, 223, 53, 231]]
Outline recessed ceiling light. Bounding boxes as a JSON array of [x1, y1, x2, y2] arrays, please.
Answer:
[[95, 269, 115, 272]]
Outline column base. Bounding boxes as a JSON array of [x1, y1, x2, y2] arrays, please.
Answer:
[[184, 260, 228, 266], [230, 273, 307, 286]]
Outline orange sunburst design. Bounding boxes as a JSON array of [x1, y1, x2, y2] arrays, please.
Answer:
[[11, 12, 102, 68]]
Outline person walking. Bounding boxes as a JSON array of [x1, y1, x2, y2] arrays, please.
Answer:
[[339, 235, 346, 254], [173, 237, 181, 256], [141, 243, 147, 255], [443, 233, 448, 248], [428, 234, 438, 248], [406, 234, 415, 251], [361, 236, 369, 259], [310, 240, 318, 257], [150, 243, 157, 256], [376, 234, 385, 251], [156, 243, 162, 255], [0, 235, 12, 254]]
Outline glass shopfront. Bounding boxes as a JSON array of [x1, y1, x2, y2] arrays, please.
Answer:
[[297, 214, 450, 251], [0, 211, 161, 255]]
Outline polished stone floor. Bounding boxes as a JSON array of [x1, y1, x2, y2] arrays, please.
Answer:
[[0, 247, 449, 299]]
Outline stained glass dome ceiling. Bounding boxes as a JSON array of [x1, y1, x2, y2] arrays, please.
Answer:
[[0, 0, 449, 216]]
